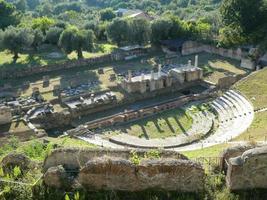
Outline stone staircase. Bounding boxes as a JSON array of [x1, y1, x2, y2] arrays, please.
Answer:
[[172, 90, 254, 151]]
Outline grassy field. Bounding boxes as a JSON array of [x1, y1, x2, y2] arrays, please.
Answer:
[[103, 108, 193, 139], [234, 67, 267, 110], [1, 51, 244, 104], [0, 43, 117, 70], [183, 143, 231, 159], [233, 111, 267, 141]]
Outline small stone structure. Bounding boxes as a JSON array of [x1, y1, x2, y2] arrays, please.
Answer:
[[226, 145, 267, 190], [217, 74, 245, 89], [0, 106, 12, 125], [112, 45, 147, 61], [121, 56, 203, 94], [43, 148, 204, 192], [63, 92, 117, 111], [240, 58, 256, 70], [43, 75, 50, 87]]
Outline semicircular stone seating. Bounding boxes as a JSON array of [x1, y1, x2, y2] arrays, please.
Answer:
[[174, 90, 254, 151], [78, 90, 254, 151]]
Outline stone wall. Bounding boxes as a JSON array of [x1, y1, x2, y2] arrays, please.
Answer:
[[241, 58, 256, 70], [182, 41, 243, 60], [217, 74, 246, 90], [0, 54, 115, 79], [43, 148, 204, 192], [43, 148, 187, 171], [0, 106, 12, 125], [226, 145, 267, 190]]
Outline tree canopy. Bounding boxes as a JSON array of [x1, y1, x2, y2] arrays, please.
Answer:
[[1, 26, 33, 61], [59, 27, 95, 59], [0, 0, 19, 29]]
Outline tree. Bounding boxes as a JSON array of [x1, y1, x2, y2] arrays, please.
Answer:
[[0, 0, 19, 29], [15, 0, 27, 12], [45, 27, 63, 45], [100, 8, 116, 21], [129, 18, 151, 45], [107, 18, 130, 46], [31, 29, 43, 50], [218, 25, 246, 47], [151, 17, 173, 44], [1, 26, 33, 62], [220, 0, 267, 43], [26, 0, 39, 10], [32, 17, 55, 34], [59, 27, 95, 59], [196, 19, 212, 41]]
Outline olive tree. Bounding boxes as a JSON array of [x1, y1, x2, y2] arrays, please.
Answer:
[[45, 27, 63, 45], [31, 29, 44, 50], [59, 27, 95, 59], [1, 26, 33, 62]]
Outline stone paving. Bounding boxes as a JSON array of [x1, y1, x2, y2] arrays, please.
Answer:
[[79, 90, 254, 151]]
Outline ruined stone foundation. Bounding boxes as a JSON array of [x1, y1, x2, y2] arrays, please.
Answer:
[[43, 148, 205, 192]]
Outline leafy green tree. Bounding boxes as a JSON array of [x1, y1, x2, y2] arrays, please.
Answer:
[[129, 18, 151, 45], [218, 25, 246, 47], [53, 2, 82, 15], [45, 26, 63, 45], [15, 0, 28, 12], [100, 8, 116, 21], [151, 17, 173, 44], [26, 0, 39, 10], [220, 0, 267, 43], [59, 27, 95, 59], [107, 18, 130, 46], [31, 28, 44, 50], [0, 0, 19, 29], [196, 19, 212, 41], [1, 26, 33, 62], [32, 17, 55, 34]]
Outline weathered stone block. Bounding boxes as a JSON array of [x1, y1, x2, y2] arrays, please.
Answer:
[[227, 146, 267, 190], [0, 106, 12, 125]]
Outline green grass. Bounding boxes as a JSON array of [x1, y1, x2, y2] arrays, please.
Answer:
[[234, 67, 267, 110], [0, 43, 117, 70], [183, 143, 231, 159], [233, 111, 267, 141], [103, 108, 193, 139], [0, 48, 67, 70]]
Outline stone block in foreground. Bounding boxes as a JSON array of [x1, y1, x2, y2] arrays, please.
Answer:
[[227, 146, 267, 190], [78, 157, 204, 192], [43, 148, 204, 192]]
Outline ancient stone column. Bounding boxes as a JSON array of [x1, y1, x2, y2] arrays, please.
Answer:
[[150, 71, 154, 80], [128, 70, 132, 82], [141, 73, 145, 81], [158, 65, 162, 78], [194, 55, 199, 68], [188, 60, 192, 68]]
